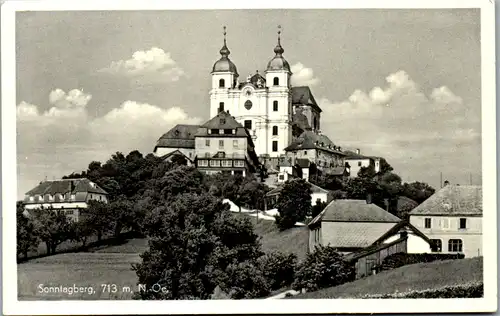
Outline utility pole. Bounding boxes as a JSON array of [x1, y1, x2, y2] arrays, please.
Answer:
[[470, 173, 472, 185], [440, 172, 443, 188]]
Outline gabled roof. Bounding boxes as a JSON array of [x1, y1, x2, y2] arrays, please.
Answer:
[[200, 111, 243, 129], [372, 221, 431, 245], [284, 131, 345, 155], [343, 236, 407, 262], [409, 185, 482, 216], [160, 150, 193, 162], [265, 182, 328, 197], [24, 178, 108, 203], [291, 86, 322, 113], [154, 124, 200, 150], [310, 199, 401, 225]]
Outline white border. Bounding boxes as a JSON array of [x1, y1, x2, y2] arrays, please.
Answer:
[[2, 0, 497, 314]]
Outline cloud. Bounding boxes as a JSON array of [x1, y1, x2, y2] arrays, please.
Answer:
[[318, 70, 481, 185], [16, 88, 201, 198], [98, 47, 185, 83], [290, 63, 320, 86]]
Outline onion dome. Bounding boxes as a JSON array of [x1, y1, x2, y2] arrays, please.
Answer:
[[266, 25, 291, 72], [212, 26, 238, 75]]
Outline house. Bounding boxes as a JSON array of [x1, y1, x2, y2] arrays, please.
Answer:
[[344, 149, 383, 177], [308, 198, 431, 254], [264, 181, 331, 210], [194, 111, 260, 177], [284, 131, 345, 173], [160, 149, 193, 166], [153, 124, 199, 160], [409, 184, 483, 258], [23, 178, 108, 222]]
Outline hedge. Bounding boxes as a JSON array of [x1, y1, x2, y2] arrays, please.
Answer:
[[360, 282, 483, 299], [380, 252, 465, 271]]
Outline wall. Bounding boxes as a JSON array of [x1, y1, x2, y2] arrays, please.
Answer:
[[155, 147, 195, 160], [410, 215, 482, 258], [308, 226, 322, 252], [195, 136, 248, 159], [346, 158, 372, 177], [354, 239, 407, 279], [25, 203, 85, 222], [384, 232, 431, 254]]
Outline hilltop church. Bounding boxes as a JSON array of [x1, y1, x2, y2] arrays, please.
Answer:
[[154, 27, 351, 178]]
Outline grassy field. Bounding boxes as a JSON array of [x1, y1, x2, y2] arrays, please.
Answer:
[[18, 253, 141, 300], [289, 257, 483, 299]]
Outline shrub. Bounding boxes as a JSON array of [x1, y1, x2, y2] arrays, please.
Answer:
[[361, 282, 483, 299], [219, 261, 271, 299], [258, 251, 297, 291], [292, 245, 355, 292], [380, 252, 465, 271]]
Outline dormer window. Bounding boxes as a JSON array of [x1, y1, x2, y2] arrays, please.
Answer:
[[29, 196, 34, 202], [219, 78, 225, 88], [71, 194, 76, 201]]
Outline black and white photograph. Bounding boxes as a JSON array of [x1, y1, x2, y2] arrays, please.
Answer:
[[2, 0, 497, 314]]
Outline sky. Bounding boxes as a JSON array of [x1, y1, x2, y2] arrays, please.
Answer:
[[15, 9, 482, 200]]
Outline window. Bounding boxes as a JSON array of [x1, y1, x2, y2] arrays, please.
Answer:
[[244, 100, 253, 110], [358, 161, 362, 167], [448, 239, 463, 252], [430, 239, 442, 252], [205, 139, 210, 147], [272, 126, 278, 136], [219, 140, 224, 149], [221, 160, 232, 167], [189, 152, 192, 158], [65, 210, 74, 215], [219, 78, 225, 88], [70, 194, 76, 201], [273, 77, 279, 86], [304, 151, 307, 155], [210, 160, 221, 167], [278, 175, 284, 180], [198, 160, 208, 167], [244, 120, 252, 130], [273, 100, 278, 111], [220, 118, 226, 125], [424, 218, 432, 229], [234, 160, 244, 167], [459, 218, 467, 229], [272, 141, 278, 152], [211, 129, 220, 134], [224, 129, 232, 134], [219, 102, 224, 112], [233, 140, 239, 148]]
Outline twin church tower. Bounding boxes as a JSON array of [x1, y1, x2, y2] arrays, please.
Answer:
[[209, 26, 321, 159]]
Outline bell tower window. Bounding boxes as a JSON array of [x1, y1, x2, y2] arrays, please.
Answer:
[[273, 77, 279, 86], [219, 78, 225, 88], [219, 102, 224, 112], [273, 101, 278, 111], [272, 126, 278, 136]]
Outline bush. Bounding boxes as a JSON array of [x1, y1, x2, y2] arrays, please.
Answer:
[[380, 252, 465, 271], [292, 245, 355, 292], [258, 251, 297, 291], [361, 282, 483, 298], [218, 261, 271, 299]]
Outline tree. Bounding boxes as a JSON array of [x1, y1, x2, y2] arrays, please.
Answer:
[[311, 199, 327, 218], [275, 179, 312, 231], [402, 181, 436, 204], [85, 200, 113, 242], [32, 208, 75, 255], [133, 192, 264, 300], [292, 245, 355, 292], [108, 198, 136, 237], [17, 202, 39, 260]]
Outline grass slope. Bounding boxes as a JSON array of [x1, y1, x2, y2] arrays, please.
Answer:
[[290, 257, 483, 299]]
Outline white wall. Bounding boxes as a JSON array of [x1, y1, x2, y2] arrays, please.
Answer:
[[154, 147, 195, 160], [383, 232, 431, 253]]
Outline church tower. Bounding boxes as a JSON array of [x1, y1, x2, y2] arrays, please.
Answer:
[[263, 26, 293, 158], [209, 26, 239, 118]]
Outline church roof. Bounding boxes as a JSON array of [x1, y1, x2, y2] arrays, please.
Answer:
[[154, 124, 200, 150], [291, 86, 322, 113]]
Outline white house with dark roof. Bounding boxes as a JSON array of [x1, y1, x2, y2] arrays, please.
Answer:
[[23, 178, 108, 222], [153, 124, 200, 160], [343, 149, 386, 177], [264, 181, 331, 209], [308, 198, 431, 254], [409, 184, 483, 258]]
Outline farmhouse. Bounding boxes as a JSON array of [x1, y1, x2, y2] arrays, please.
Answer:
[[264, 181, 331, 209], [409, 184, 483, 258], [23, 178, 108, 222], [343, 149, 383, 178]]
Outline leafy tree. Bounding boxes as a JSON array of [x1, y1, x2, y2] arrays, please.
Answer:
[[16, 202, 39, 260], [85, 200, 113, 242], [311, 199, 328, 218], [257, 251, 297, 291], [275, 179, 312, 231], [402, 181, 436, 204], [292, 245, 355, 292], [32, 208, 75, 255], [107, 198, 136, 237], [133, 192, 264, 300]]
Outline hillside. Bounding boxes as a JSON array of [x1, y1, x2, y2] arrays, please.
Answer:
[[289, 257, 483, 299]]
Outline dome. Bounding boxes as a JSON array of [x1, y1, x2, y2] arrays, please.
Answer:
[[212, 56, 238, 74], [266, 56, 290, 72]]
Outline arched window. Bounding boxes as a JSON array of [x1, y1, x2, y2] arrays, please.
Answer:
[[273, 101, 278, 111], [272, 126, 278, 136], [448, 239, 463, 252], [273, 77, 279, 86], [219, 78, 225, 88]]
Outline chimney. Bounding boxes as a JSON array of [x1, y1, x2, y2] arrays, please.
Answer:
[[444, 180, 450, 187], [366, 193, 372, 204], [356, 148, 360, 155]]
